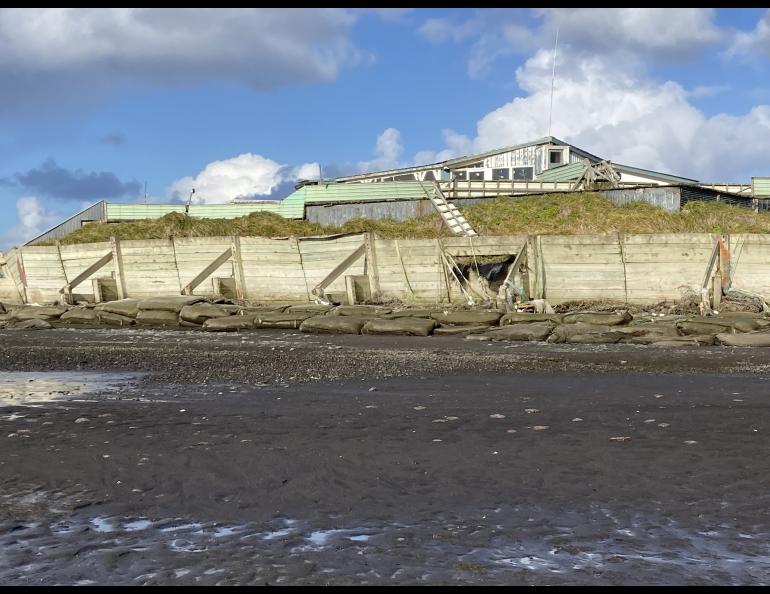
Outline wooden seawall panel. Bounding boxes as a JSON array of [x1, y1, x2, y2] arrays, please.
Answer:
[[729, 234, 770, 297], [240, 237, 308, 301], [4, 233, 770, 306], [118, 239, 182, 298], [59, 241, 115, 301], [173, 237, 233, 297]]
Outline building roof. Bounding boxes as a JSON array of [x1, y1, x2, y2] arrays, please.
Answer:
[[334, 136, 600, 182], [613, 163, 699, 184], [534, 162, 586, 182]]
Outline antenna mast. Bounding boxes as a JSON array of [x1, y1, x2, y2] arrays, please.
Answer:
[[547, 26, 559, 138]]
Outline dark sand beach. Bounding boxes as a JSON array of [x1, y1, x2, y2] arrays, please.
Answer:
[[1, 328, 769, 585]]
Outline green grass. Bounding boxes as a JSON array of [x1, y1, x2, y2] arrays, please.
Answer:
[[46, 193, 770, 245]]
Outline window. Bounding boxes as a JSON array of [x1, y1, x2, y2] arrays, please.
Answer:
[[512, 167, 534, 181], [549, 150, 563, 165], [423, 171, 436, 181], [454, 171, 467, 181], [394, 174, 415, 181], [469, 171, 485, 181], [492, 168, 510, 180]]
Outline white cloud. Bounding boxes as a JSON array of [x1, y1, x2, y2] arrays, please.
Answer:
[[414, 9, 770, 181], [728, 9, 770, 58], [0, 196, 61, 249], [168, 154, 319, 204], [0, 8, 362, 91], [539, 8, 722, 60], [413, 129, 474, 165], [357, 128, 404, 173], [420, 9, 722, 80]]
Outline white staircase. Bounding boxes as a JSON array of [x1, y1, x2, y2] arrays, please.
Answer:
[[422, 181, 477, 237]]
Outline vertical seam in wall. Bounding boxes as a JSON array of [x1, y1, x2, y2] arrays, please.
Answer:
[[170, 237, 183, 294], [295, 237, 312, 301], [618, 232, 629, 304]]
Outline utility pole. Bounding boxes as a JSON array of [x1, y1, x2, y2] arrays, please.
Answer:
[[547, 26, 559, 138], [186, 188, 195, 214]]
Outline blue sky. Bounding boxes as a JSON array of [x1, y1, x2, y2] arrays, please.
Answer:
[[1, 8, 770, 248]]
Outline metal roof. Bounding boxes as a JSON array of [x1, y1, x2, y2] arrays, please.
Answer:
[[334, 136, 606, 182], [534, 162, 586, 182], [613, 163, 699, 184]]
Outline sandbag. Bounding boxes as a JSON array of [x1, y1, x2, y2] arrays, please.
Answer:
[[59, 308, 98, 324], [180, 302, 233, 324], [499, 312, 563, 326], [716, 331, 770, 347], [678, 317, 760, 334], [239, 306, 289, 316], [566, 332, 625, 344], [562, 311, 632, 326], [650, 335, 716, 347], [383, 309, 437, 319], [253, 311, 314, 329], [620, 328, 681, 344], [431, 310, 503, 327], [136, 309, 179, 326], [285, 304, 335, 315], [481, 322, 555, 342], [10, 318, 53, 330], [547, 323, 616, 343], [11, 305, 69, 320], [361, 317, 436, 336], [203, 315, 256, 332], [95, 299, 140, 318], [334, 305, 392, 317], [299, 315, 366, 335], [0, 312, 13, 322], [0, 302, 5, 314], [433, 325, 492, 336], [713, 311, 767, 319], [676, 321, 731, 336], [137, 295, 204, 313], [180, 320, 203, 328], [97, 311, 135, 327]]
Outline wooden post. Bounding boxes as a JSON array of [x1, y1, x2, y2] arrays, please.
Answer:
[[110, 236, 126, 299], [230, 235, 246, 301], [525, 235, 545, 300], [718, 234, 731, 293], [363, 232, 381, 303], [92, 278, 103, 304]]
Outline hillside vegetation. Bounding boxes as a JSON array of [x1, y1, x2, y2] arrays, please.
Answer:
[[48, 193, 770, 245]]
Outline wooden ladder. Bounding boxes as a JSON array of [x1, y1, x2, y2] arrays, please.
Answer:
[[421, 181, 478, 237]]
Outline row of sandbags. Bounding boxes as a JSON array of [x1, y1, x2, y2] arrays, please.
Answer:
[[467, 310, 770, 347], [5, 297, 770, 346]]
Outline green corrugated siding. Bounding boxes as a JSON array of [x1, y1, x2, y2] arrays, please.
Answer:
[[104, 181, 430, 223], [753, 177, 770, 198], [301, 181, 430, 204], [535, 162, 584, 182], [106, 192, 306, 221]]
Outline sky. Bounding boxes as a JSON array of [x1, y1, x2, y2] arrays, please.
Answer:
[[1, 7, 770, 249]]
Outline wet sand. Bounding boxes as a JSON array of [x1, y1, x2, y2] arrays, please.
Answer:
[[1, 328, 770, 585]]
